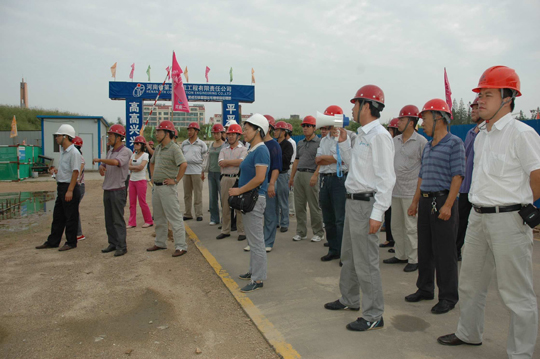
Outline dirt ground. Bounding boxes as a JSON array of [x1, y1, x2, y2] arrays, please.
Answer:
[[0, 179, 279, 359]]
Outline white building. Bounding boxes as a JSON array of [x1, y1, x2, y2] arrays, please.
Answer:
[[38, 115, 109, 171], [143, 103, 205, 128]]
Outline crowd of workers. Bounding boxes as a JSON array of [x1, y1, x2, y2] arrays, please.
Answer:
[[34, 65, 539, 358]]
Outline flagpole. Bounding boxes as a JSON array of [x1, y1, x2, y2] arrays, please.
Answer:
[[140, 68, 171, 135]]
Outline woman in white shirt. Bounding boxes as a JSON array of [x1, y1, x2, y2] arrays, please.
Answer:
[[127, 136, 153, 228]]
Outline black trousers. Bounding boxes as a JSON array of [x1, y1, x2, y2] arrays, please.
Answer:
[[384, 207, 393, 243], [104, 189, 127, 250], [46, 183, 81, 247], [319, 174, 347, 256], [416, 194, 459, 304], [456, 193, 472, 258]]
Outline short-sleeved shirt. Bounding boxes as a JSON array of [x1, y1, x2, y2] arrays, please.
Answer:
[[316, 133, 349, 174], [393, 131, 427, 198], [208, 141, 227, 173], [279, 139, 294, 172], [265, 139, 282, 175], [219, 143, 248, 175], [239, 142, 270, 196], [459, 127, 480, 193], [57, 144, 82, 183], [419, 133, 465, 192], [181, 138, 208, 174], [150, 141, 187, 182], [130, 152, 149, 182], [296, 135, 320, 171], [77, 155, 85, 185], [102, 145, 133, 190], [288, 138, 297, 164]]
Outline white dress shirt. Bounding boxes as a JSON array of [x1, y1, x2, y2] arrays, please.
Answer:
[[339, 120, 396, 221], [56, 144, 82, 183], [287, 138, 297, 164], [469, 113, 540, 206], [181, 138, 208, 175], [316, 133, 349, 173]]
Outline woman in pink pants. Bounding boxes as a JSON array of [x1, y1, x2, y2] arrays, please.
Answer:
[[127, 136, 153, 228]]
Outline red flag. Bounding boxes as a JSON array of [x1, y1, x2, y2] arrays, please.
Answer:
[[205, 66, 210, 83], [444, 67, 453, 118], [129, 63, 135, 80], [172, 52, 190, 113]]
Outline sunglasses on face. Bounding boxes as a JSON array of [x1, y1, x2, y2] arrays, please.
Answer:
[[301, 124, 315, 128]]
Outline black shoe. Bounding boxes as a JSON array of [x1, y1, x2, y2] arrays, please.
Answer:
[[324, 242, 329, 247], [379, 241, 394, 248], [405, 291, 434, 302], [231, 226, 237, 232], [276, 225, 280, 228], [321, 253, 340, 262], [36, 242, 58, 249], [280, 227, 288, 233], [216, 233, 230, 240], [403, 263, 418, 272], [114, 249, 127, 257], [339, 261, 343, 267], [383, 257, 408, 264], [324, 299, 360, 311], [239, 272, 252, 280], [346, 317, 384, 332], [196, 217, 203, 221], [183, 216, 193, 221], [101, 245, 116, 253], [431, 300, 455, 314], [437, 333, 482, 346], [218, 225, 222, 229], [388, 248, 395, 253], [237, 235, 246, 241]]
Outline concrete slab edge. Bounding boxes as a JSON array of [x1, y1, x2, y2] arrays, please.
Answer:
[[185, 224, 301, 359]]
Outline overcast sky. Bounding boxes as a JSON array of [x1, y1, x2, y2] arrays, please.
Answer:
[[1, 0, 539, 125]]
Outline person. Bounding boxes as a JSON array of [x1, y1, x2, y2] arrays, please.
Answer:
[[286, 123, 297, 217], [146, 140, 155, 180], [93, 124, 132, 257], [217, 123, 248, 240], [437, 66, 539, 358], [72, 136, 86, 241], [36, 124, 82, 252], [455, 96, 483, 261], [203, 124, 227, 225], [315, 105, 349, 262], [147, 120, 189, 257], [127, 135, 153, 229], [274, 121, 294, 233], [324, 84, 395, 332], [383, 107, 427, 273], [231, 114, 270, 293], [380, 118, 400, 249], [405, 98, 465, 314], [181, 122, 207, 221], [289, 115, 324, 242]]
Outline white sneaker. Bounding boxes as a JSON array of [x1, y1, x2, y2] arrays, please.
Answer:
[[311, 235, 324, 242], [293, 235, 307, 241], [265, 247, 272, 252], [244, 245, 250, 251], [209, 222, 217, 225]]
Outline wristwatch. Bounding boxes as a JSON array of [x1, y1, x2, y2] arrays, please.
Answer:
[[174, 178, 179, 184]]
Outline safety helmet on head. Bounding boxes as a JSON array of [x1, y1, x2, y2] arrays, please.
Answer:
[[264, 115, 276, 129], [55, 124, 76, 139], [388, 118, 399, 129], [72, 136, 83, 147], [148, 141, 154, 146], [286, 123, 293, 133], [274, 121, 288, 130], [227, 124, 242, 134], [188, 122, 200, 131], [302, 116, 316, 126], [134, 135, 146, 144], [225, 119, 238, 128], [470, 96, 479, 108], [156, 120, 175, 132], [419, 99, 452, 122], [324, 105, 343, 116], [244, 114, 269, 136], [174, 128, 178, 138], [350, 85, 385, 110], [398, 105, 420, 119], [472, 65, 521, 97], [107, 124, 126, 137], [212, 124, 225, 133]]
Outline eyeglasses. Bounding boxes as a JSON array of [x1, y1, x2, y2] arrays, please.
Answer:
[[301, 124, 315, 128]]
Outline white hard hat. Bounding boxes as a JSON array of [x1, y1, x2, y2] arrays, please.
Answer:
[[54, 124, 76, 138], [244, 114, 269, 136], [225, 119, 238, 127]]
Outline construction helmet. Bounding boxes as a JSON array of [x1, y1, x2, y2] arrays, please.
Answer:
[[227, 124, 242, 134], [188, 122, 200, 130], [350, 85, 385, 109], [54, 124, 76, 138], [388, 118, 399, 129], [134, 135, 146, 144], [225, 119, 238, 128], [244, 114, 269, 136], [264, 115, 276, 129], [302, 116, 316, 126], [324, 105, 344, 116], [470, 96, 479, 108], [72, 136, 83, 147], [212, 124, 225, 133], [156, 120, 175, 132], [274, 121, 288, 130], [108, 124, 126, 137], [398, 105, 420, 119], [148, 141, 154, 146], [286, 123, 293, 133], [472, 65, 521, 96], [419, 99, 452, 122]]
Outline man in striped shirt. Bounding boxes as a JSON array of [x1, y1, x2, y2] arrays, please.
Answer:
[[405, 98, 465, 315]]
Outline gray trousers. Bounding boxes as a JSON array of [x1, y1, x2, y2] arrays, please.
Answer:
[[456, 210, 537, 358], [391, 197, 418, 264], [244, 196, 267, 281], [339, 198, 384, 322], [183, 174, 203, 218], [293, 171, 324, 237], [103, 189, 127, 250], [152, 184, 187, 251]]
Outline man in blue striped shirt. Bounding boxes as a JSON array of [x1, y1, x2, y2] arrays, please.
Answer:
[[405, 98, 465, 315]]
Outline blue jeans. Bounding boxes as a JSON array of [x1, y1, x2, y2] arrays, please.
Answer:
[[276, 173, 289, 228], [319, 174, 347, 256], [208, 171, 221, 223], [264, 192, 278, 248]]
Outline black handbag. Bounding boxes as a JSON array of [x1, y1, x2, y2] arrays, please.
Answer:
[[228, 172, 260, 214]]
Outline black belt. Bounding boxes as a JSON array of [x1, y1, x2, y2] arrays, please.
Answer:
[[320, 172, 348, 177], [421, 190, 449, 198], [280, 170, 289, 174], [298, 168, 316, 173], [473, 204, 522, 214], [154, 182, 164, 186], [222, 174, 238, 178], [346, 192, 374, 201]]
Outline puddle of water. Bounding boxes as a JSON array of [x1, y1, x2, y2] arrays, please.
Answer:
[[0, 191, 56, 231], [391, 315, 431, 332]]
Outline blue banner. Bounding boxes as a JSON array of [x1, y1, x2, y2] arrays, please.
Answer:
[[222, 101, 240, 125], [125, 99, 143, 151]]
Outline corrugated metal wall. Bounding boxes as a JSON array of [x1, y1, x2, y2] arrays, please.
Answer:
[[0, 131, 42, 146]]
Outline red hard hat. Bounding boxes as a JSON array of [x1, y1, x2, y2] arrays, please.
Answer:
[[72, 136, 83, 147], [398, 105, 420, 118], [287, 123, 293, 132], [470, 96, 479, 108], [108, 124, 126, 137], [419, 99, 452, 118], [227, 124, 242, 134], [472, 65, 521, 97], [134, 135, 146, 144], [350, 85, 385, 108], [212, 124, 225, 133], [302, 116, 316, 126], [264, 115, 276, 128], [275, 121, 288, 130], [156, 120, 175, 132], [324, 105, 343, 116], [388, 118, 399, 129], [174, 128, 178, 138], [188, 122, 200, 130], [148, 141, 154, 145]]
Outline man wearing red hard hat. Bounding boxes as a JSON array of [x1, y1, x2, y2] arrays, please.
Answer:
[[181, 122, 208, 221], [438, 66, 540, 359]]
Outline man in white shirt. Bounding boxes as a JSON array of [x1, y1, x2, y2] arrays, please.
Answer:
[[286, 123, 296, 216], [181, 122, 208, 221], [324, 85, 396, 332], [438, 66, 540, 359]]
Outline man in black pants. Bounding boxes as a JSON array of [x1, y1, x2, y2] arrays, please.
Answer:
[[36, 124, 82, 252]]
